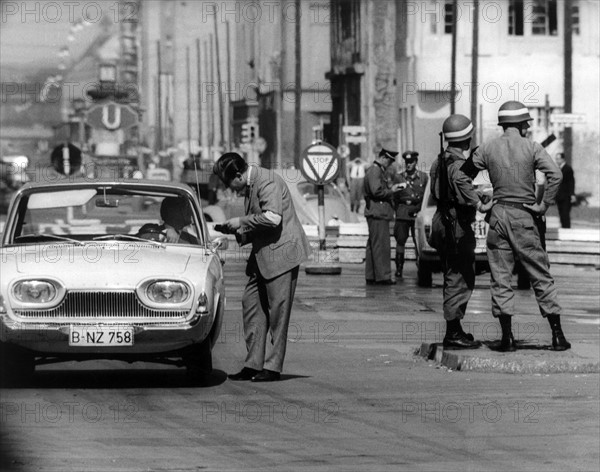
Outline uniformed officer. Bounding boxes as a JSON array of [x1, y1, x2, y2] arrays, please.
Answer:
[[390, 150, 428, 278], [467, 101, 570, 352], [364, 148, 405, 285], [429, 115, 492, 349]]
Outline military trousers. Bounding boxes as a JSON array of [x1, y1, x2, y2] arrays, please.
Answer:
[[393, 219, 416, 257], [241, 263, 299, 373], [439, 230, 476, 321], [365, 217, 392, 282], [486, 205, 561, 317]]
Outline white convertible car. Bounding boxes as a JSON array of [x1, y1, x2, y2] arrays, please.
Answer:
[[0, 179, 226, 385]]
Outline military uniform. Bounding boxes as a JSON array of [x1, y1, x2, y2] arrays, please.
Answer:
[[470, 127, 563, 319], [364, 158, 395, 283], [429, 148, 480, 321], [390, 155, 428, 277]]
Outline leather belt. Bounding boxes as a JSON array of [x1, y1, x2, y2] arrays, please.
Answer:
[[495, 200, 530, 210]]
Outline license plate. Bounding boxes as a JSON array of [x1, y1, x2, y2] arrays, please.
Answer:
[[69, 326, 134, 346], [472, 220, 488, 239]]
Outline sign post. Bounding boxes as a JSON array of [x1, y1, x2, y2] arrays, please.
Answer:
[[300, 141, 342, 275]]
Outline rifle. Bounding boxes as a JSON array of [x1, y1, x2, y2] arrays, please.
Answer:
[[436, 132, 458, 254]]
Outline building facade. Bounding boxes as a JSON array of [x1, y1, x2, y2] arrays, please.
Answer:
[[329, 0, 599, 204]]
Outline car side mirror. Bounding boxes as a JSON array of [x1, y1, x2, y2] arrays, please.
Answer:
[[211, 236, 229, 251]]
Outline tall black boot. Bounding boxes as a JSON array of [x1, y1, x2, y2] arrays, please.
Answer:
[[444, 319, 481, 349], [547, 314, 571, 351], [498, 315, 517, 352], [395, 253, 405, 278]]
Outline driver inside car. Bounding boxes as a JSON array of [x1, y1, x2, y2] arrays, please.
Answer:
[[137, 196, 199, 244]]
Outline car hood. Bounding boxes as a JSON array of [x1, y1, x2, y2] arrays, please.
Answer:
[[10, 243, 195, 288]]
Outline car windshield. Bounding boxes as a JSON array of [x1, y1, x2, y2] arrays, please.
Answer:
[[9, 187, 204, 246]]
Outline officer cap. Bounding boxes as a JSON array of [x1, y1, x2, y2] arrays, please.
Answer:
[[402, 151, 419, 162], [379, 148, 399, 160]]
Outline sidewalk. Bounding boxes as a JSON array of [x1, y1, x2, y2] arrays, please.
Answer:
[[417, 340, 600, 374]]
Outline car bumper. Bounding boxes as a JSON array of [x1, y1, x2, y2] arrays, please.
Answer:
[[0, 314, 215, 356]]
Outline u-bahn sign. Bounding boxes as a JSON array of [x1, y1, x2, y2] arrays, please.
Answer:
[[300, 142, 340, 185], [86, 102, 138, 131]]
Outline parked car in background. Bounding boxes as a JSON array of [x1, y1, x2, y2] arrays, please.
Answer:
[[414, 170, 532, 288], [414, 170, 492, 287], [0, 179, 226, 385]]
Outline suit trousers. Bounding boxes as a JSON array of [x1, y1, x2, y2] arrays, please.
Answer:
[[486, 205, 561, 318], [439, 231, 476, 321], [242, 264, 299, 373], [556, 199, 572, 228], [365, 217, 392, 282]]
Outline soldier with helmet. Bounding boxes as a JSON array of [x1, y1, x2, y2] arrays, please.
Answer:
[[465, 101, 570, 352], [389, 150, 428, 279], [429, 114, 492, 349]]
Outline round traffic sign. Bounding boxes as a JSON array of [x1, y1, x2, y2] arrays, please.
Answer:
[[300, 142, 340, 185]]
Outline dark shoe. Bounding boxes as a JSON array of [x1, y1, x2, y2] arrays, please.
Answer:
[[498, 333, 518, 352], [395, 269, 403, 278], [552, 331, 571, 351], [443, 332, 482, 349], [251, 369, 281, 382], [375, 279, 396, 285], [228, 367, 260, 381], [366, 279, 376, 285]]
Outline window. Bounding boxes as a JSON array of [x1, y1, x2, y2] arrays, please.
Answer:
[[508, 0, 524, 35], [530, 0, 558, 36]]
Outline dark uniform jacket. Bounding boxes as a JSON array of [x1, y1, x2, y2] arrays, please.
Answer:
[[428, 148, 480, 251], [389, 166, 428, 220], [363, 162, 394, 220]]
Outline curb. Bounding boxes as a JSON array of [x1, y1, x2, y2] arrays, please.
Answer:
[[417, 342, 600, 374]]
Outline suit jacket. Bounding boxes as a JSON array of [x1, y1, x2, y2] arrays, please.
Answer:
[[556, 163, 575, 203], [237, 167, 312, 280]]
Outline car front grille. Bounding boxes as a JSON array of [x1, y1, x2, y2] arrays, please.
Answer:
[[14, 291, 189, 321]]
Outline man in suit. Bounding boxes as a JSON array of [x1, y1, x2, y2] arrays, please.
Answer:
[[213, 153, 312, 382], [555, 152, 576, 228]]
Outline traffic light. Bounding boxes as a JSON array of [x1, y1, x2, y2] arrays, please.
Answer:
[[241, 122, 258, 144]]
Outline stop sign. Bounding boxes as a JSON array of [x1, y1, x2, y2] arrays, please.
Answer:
[[300, 142, 340, 185]]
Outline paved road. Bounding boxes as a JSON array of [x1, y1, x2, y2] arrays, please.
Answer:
[[1, 260, 599, 472]]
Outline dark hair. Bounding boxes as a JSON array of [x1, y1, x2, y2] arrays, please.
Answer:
[[213, 152, 248, 184], [160, 196, 192, 230]]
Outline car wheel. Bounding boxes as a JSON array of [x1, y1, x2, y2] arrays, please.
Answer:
[[0, 343, 35, 387], [184, 337, 213, 385], [417, 260, 433, 288]]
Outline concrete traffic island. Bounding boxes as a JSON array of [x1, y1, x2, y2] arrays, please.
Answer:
[[417, 341, 600, 374]]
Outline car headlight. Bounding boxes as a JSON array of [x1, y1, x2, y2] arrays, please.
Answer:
[[13, 280, 58, 304], [146, 281, 190, 304]]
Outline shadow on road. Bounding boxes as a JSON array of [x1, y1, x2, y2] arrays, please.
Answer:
[[0, 368, 228, 389]]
